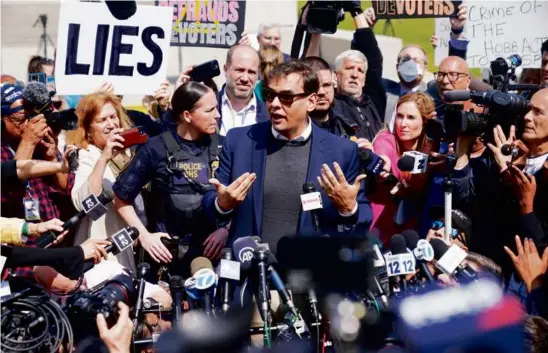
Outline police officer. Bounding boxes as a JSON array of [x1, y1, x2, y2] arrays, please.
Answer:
[[113, 82, 227, 274]]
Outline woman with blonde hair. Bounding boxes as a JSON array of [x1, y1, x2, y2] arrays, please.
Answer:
[[68, 92, 140, 273], [369, 92, 437, 244], [254, 44, 284, 101]]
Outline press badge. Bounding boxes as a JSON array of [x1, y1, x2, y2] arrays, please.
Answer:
[[23, 197, 40, 221]]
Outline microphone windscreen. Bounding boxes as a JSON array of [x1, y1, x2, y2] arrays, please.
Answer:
[[303, 182, 316, 193], [430, 238, 449, 260], [190, 257, 213, 276], [443, 90, 471, 102], [397, 155, 415, 172], [105, 0, 137, 20], [358, 149, 374, 163], [389, 234, 407, 255], [232, 236, 258, 271], [401, 229, 420, 250], [98, 189, 115, 204], [23, 81, 50, 107]]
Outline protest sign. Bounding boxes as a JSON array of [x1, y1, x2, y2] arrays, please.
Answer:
[[157, 0, 246, 48], [55, 1, 172, 95], [374, 0, 460, 19], [435, 1, 548, 68]]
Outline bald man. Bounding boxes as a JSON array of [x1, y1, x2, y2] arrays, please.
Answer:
[[219, 45, 269, 136], [436, 56, 471, 102]]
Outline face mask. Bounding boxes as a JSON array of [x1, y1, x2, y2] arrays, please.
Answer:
[[398, 60, 423, 83]]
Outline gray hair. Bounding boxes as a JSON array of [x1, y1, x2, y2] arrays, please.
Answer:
[[334, 50, 368, 72], [257, 23, 282, 37]]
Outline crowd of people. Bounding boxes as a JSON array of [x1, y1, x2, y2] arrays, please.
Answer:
[[1, 2, 548, 353]]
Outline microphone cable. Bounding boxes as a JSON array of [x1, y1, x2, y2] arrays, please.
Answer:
[[1, 289, 74, 353]]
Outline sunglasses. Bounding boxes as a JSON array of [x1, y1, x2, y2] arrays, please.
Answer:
[[431, 220, 459, 238], [263, 87, 309, 105]]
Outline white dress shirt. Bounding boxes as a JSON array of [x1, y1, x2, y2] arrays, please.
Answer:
[[220, 91, 257, 136]]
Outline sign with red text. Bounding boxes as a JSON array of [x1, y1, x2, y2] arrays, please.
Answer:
[[435, 1, 548, 68], [55, 1, 172, 95], [374, 1, 461, 19], [156, 0, 247, 48]]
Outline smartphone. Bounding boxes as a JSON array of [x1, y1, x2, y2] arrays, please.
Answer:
[[29, 72, 47, 84], [190, 59, 221, 83], [119, 126, 148, 149]]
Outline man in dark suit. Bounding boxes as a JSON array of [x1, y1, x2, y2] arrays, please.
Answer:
[[203, 61, 373, 252]]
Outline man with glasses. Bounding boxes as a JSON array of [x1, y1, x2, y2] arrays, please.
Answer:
[[432, 56, 471, 118], [426, 206, 472, 250], [302, 56, 362, 141], [204, 61, 373, 252]]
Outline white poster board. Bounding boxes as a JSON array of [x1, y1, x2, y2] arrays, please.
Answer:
[[435, 1, 548, 68], [55, 1, 172, 95]]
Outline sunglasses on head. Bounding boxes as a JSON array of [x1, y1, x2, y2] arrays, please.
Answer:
[[263, 87, 309, 105], [431, 220, 459, 238]]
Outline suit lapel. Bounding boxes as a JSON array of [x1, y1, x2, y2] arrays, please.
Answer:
[[249, 123, 269, 236]]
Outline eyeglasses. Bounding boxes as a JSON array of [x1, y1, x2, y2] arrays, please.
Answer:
[[434, 71, 468, 82], [263, 88, 309, 105], [431, 220, 459, 238]]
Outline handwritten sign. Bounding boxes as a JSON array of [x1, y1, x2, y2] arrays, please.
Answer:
[[55, 1, 172, 95], [157, 0, 246, 48], [374, 0, 460, 19], [435, 1, 548, 68]]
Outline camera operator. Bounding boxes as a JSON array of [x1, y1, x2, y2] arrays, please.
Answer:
[[452, 88, 548, 276], [1, 81, 74, 234]]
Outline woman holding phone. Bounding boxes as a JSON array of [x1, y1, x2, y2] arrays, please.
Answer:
[[68, 92, 143, 273]]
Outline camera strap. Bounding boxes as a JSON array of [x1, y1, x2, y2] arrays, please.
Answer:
[[290, 4, 312, 59]]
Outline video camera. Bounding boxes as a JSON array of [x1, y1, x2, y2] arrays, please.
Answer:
[[305, 1, 346, 34], [23, 82, 78, 131], [442, 54, 542, 138], [65, 274, 136, 342]]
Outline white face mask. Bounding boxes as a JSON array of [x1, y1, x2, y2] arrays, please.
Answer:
[[398, 60, 423, 83]]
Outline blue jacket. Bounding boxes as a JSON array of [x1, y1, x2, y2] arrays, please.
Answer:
[[216, 85, 270, 131], [202, 121, 373, 244]]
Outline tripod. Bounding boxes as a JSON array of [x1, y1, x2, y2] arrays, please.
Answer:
[[34, 14, 56, 59]]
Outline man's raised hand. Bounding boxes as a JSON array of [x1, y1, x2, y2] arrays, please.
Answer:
[[210, 172, 257, 212]]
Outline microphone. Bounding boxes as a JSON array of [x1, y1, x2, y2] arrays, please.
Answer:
[[23, 81, 51, 110], [397, 151, 429, 174], [133, 263, 151, 330], [184, 276, 201, 310], [388, 234, 412, 291], [82, 227, 140, 272], [105, 0, 137, 20], [302, 182, 322, 233], [232, 236, 258, 272], [170, 276, 185, 329], [233, 237, 301, 320], [401, 230, 435, 283], [191, 257, 217, 316], [367, 229, 390, 307], [359, 149, 399, 186], [219, 248, 239, 313], [430, 238, 478, 282], [36, 191, 114, 248]]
